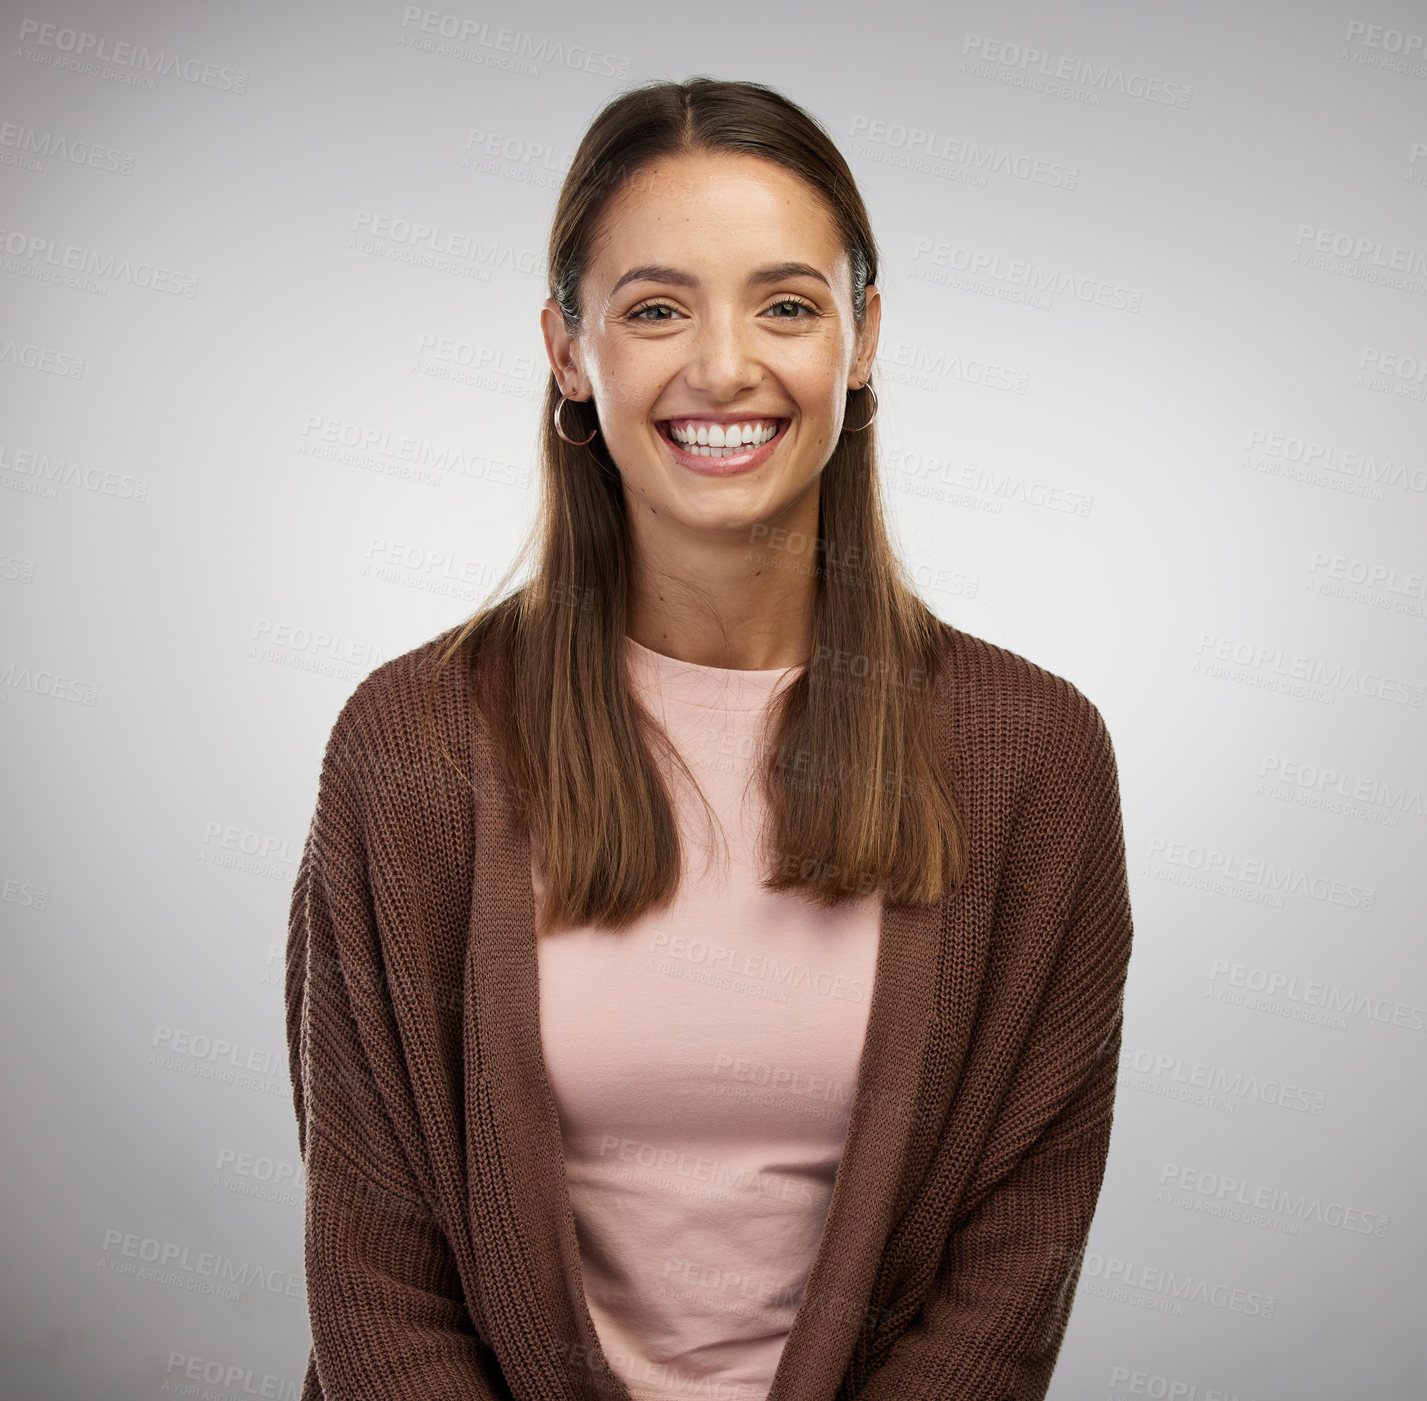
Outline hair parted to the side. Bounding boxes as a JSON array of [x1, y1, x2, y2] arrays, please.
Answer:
[[418, 76, 968, 935]]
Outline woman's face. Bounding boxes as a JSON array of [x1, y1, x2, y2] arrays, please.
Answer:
[[541, 151, 880, 549]]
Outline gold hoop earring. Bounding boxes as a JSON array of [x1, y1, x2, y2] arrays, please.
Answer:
[[554, 393, 598, 446], [842, 382, 878, 433]]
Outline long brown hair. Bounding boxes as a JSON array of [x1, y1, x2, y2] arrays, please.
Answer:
[[419, 77, 968, 934]]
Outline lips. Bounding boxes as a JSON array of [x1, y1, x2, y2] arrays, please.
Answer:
[[654, 417, 789, 476]]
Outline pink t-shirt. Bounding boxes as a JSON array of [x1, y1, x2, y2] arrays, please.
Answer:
[[535, 635, 883, 1401]]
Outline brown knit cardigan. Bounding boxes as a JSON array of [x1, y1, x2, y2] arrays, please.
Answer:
[[285, 622, 1134, 1401]]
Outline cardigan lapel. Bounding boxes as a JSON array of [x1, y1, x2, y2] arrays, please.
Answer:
[[765, 897, 941, 1401], [464, 715, 634, 1401], [463, 705, 945, 1401]]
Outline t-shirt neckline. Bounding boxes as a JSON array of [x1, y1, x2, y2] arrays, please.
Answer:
[[623, 633, 801, 712]]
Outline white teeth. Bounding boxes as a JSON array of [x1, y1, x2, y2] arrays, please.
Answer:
[[666, 420, 779, 454]]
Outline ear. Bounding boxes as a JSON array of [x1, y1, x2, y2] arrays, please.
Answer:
[[540, 297, 583, 397], [851, 283, 882, 387]]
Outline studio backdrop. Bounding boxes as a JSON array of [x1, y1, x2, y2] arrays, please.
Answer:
[[2, 1, 1424, 1397]]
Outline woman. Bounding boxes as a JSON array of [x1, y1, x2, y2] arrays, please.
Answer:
[[286, 77, 1133, 1401]]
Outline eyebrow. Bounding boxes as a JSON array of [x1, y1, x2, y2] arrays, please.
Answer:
[[610, 261, 832, 296]]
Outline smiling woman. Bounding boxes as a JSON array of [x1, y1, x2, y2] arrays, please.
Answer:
[[286, 76, 1133, 1401]]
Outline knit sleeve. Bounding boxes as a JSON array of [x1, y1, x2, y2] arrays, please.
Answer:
[[286, 708, 510, 1401], [850, 692, 1134, 1401]]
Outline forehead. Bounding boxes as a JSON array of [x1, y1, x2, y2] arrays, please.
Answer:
[[590, 151, 849, 292]]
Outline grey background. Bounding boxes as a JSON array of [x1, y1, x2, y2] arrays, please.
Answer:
[[2, 0, 1424, 1397]]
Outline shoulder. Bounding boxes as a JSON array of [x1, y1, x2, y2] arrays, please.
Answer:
[[934, 623, 1119, 796], [319, 626, 484, 808]]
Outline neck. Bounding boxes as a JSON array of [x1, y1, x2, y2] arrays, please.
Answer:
[[623, 497, 818, 671]]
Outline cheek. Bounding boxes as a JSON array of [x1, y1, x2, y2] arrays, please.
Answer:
[[796, 385, 844, 425], [599, 352, 664, 415]]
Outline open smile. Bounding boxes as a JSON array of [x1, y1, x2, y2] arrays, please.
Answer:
[[654, 418, 789, 477]]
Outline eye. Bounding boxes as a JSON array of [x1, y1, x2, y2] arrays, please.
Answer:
[[628, 299, 681, 322], [764, 297, 819, 319]]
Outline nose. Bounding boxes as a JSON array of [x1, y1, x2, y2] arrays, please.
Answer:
[[681, 308, 763, 400]]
